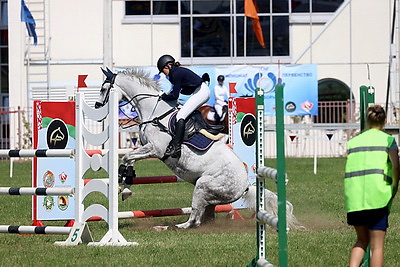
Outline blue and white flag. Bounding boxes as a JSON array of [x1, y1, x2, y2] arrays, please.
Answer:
[[20, 0, 37, 45]]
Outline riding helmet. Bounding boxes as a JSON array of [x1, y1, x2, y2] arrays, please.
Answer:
[[157, 54, 175, 73], [217, 75, 225, 82], [202, 73, 210, 83]]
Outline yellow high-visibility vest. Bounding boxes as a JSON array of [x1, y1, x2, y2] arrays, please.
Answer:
[[344, 129, 394, 212]]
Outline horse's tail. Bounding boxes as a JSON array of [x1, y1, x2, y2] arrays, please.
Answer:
[[243, 186, 305, 230]]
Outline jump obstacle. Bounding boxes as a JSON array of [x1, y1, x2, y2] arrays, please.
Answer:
[[248, 85, 288, 267], [0, 91, 137, 246], [0, 91, 236, 241]]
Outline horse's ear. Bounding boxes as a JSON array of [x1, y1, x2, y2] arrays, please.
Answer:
[[101, 67, 115, 81], [101, 67, 108, 76], [106, 67, 114, 75]]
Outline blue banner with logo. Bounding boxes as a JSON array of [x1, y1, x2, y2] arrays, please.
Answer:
[[142, 64, 318, 116]]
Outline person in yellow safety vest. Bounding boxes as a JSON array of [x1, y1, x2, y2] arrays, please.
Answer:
[[345, 105, 399, 267]]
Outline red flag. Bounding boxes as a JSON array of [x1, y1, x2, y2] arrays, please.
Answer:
[[78, 74, 88, 88], [245, 0, 265, 48]]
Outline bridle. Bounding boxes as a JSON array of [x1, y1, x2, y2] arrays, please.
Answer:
[[96, 72, 177, 132], [94, 73, 117, 109]]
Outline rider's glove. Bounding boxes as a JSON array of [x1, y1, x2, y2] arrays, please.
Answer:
[[158, 91, 166, 101]]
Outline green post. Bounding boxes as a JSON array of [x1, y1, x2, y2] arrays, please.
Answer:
[[275, 83, 288, 267], [359, 85, 375, 131], [359, 85, 375, 267]]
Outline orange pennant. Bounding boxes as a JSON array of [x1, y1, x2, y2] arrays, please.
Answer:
[[244, 0, 258, 19], [244, 0, 265, 48]]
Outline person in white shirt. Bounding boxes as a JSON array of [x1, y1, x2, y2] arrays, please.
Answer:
[[213, 75, 229, 123]]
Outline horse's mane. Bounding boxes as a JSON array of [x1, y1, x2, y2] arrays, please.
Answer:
[[119, 68, 161, 92]]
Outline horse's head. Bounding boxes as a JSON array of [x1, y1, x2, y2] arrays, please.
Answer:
[[95, 67, 117, 109]]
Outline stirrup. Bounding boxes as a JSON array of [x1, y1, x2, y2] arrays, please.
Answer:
[[165, 143, 181, 158]]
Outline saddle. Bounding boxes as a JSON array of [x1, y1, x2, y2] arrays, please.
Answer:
[[168, 110, 225, 151]]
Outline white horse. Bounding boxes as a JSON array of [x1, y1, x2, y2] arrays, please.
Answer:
[[95, 68, 302, 230]]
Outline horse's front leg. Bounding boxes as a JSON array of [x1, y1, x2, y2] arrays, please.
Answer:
[[119, 143, 159, 201], [122, 142, 159, 165]]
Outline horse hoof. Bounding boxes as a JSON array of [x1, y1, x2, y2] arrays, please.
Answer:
[[153, 226, 169, 232], [121, 188, 132, 201]]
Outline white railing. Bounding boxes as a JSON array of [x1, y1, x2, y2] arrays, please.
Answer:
[[2, 100, 399, 158]]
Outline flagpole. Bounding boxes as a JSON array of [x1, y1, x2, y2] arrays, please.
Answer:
[[313, 133, 317, 174], [103, 0, 113, 69]]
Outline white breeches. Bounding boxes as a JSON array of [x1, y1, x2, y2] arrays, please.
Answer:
[[214, 102, 227, 117], [177, 83, 210, 120]]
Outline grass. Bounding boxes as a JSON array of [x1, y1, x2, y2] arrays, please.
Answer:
[[0, 158, 399, 266]]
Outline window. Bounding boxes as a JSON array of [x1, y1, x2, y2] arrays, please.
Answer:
[[181, 0, 288, 61], [0, 0, 8, 100], [125, 0, 178, 15], [292, 0, 344, 13], [181, 17, 231, 57], [0, 1, 7, 27], [124, 0, 343, 63]]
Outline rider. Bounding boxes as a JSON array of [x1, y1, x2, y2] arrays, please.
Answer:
[[157, 54, 210, 158], [213, 75, 229, 124]]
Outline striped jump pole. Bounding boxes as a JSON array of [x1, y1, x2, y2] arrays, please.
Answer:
[[0, 187, 74, 196], [0, 225, 71, 235], [0, 149, 74, 158], [87, 204, 234, 221], [0, 149, 134, 158]]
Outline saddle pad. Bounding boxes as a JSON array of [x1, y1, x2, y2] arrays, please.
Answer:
[[183, 132, 214, 151], [168, 112, 214, 151]]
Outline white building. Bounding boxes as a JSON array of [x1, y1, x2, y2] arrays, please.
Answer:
[[2, 0, 399, 153]]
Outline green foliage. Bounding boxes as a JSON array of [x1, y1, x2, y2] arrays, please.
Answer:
[[21, 111, 32, 149], [0, 158, 399, 266]]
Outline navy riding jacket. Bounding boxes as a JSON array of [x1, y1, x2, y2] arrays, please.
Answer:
[[161, 66, 203, 101]]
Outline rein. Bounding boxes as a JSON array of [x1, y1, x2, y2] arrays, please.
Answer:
[[140, 107, 177, 133], [123, 92, 177, 132], [100, 77, 177, 132]]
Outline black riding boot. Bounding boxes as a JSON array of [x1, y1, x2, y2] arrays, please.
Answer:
[[214, 112, 221, 124], [165, 118, 185, 158]]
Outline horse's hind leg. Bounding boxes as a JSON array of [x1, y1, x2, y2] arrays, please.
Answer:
[[203, 204, 216, 224], [175, 177, 217, 229]]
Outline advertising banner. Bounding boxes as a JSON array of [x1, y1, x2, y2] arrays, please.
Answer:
[[143, 64, 318, 116], [213, 64, 318, 116], [33, 101, 76, 221], [228, 97, 257, 209]]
